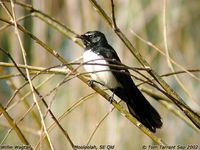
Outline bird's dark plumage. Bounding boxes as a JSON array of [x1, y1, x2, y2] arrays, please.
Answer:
[[77, 31, 162, 132]]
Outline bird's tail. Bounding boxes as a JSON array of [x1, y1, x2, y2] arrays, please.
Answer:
[[114, 87, 162, 132]]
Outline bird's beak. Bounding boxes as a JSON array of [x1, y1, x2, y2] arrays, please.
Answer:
[[75, 34, 84, 39]]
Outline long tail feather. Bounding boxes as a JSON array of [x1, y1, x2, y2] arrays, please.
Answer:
[[113, 87, 162, 132]]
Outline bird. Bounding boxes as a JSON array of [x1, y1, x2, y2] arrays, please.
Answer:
[[76, 31, 162, 132]]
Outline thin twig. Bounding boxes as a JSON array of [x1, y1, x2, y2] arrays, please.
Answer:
[[8, 0, 54, 148], [162, 0, 199, 107], [0, 104, 30, 145], [0, 47, 75, 148], [0, 13, 32, 31], [0, 7, 166, 144], [86, 104, 116, 145], [141, 88, 200, 133], [88, 0, 200, 130], [0, 129, 12, 145], [3, 1, 200, 122], [1, 62, 200, 81], [35, 92, 97, 149], [130, 30, 200, 81], [110, 0, 118, 30]]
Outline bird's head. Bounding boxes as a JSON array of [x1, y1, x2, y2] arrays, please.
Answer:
[[76, 31, 108, 49]]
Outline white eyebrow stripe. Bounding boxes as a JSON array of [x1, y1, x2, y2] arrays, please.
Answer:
[[85, 32, 93, 36]]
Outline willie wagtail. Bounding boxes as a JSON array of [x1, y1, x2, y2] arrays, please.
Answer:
[[76, 31, 162, 132]]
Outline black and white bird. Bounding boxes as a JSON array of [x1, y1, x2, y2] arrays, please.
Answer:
[[76, 31, 162, 132]]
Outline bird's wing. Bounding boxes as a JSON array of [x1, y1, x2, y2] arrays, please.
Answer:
[[97, 46, 163, 132], [96, 45, 135, 90]]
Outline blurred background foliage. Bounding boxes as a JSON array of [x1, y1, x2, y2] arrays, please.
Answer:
[[0, 0, 200, 149]]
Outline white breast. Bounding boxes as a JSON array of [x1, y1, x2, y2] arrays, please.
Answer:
[[83, 50, 120, 89]]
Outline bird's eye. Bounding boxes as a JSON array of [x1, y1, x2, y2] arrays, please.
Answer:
[[85, 33, 93, 38], [91, 36, 101, 43]]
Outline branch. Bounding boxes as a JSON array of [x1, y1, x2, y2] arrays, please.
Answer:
[[88, 0, 200, 130], [0, 16, 166, 145], [0, 104, 31, 146], [110, 0, 118, 30], [141, 88, 200, 133], [0, 47, 74, 148]]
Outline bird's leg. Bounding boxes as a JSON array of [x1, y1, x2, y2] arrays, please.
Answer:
[[87, 80, 116, 103], [87, 80, 95, 87], [109, 89, 116, 103]]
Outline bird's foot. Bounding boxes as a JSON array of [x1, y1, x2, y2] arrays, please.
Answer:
[[109, 91, 116, 104], [109, 96, 115, 103], [87, 80, 95, 87]]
